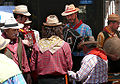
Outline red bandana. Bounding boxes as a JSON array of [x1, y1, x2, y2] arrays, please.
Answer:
[[87, 48, 107, 61], [73, 20, 83, 30]]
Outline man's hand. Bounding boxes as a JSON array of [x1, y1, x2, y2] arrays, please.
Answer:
[[67, 71, 76, 79], [22, 40, 31, 46]]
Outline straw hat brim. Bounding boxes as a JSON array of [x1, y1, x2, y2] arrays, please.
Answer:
[[61, 8, 79, 16], [108, 18, 120, 22], [24, 21, 32, 24], [13, 10, 31, 16], [43, 22, 62, 26], [0, 39, 10, 50], [78, 41, 97, 49], [1, 23, 24, 29]]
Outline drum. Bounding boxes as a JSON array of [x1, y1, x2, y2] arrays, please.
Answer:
[[103, 36, 120, 59]]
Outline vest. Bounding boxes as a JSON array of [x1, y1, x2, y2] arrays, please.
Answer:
[[4, 37, 22, 70]]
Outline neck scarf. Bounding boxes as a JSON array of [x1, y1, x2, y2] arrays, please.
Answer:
[[87, 48, 107, 61], [73, 20, 83, 30], [37, 36, 65, 54]]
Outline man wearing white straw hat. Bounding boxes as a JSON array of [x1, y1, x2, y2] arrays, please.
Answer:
[[61, 4, 95, 74], [13, 5, 40, 69], [68, 37, 108, 84], [30, 15, 73, 84], [97, 14, 120, 74], [1, 17, 32, 84], [0, 36, 27, 84], [13, 5, 40, 43]]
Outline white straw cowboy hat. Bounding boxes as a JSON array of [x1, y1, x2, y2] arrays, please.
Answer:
[[108, 14, 120, 22], [1, 17, 24, 29], [13, 5, 31, 16], [43, 15, 62, 26], [0, 36, 10, 50], [61, 4, 80, 16], [77, 36, 97, 49]]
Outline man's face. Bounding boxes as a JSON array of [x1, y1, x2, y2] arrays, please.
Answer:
[[16, 15, 28, 24], [4, 29, 19, 40], [111, 21, 120, 30], [66, 13, 77, 23]]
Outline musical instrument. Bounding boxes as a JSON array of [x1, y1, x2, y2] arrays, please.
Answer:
[[103, 36, 120, 59], [63, 27, 82, 52]]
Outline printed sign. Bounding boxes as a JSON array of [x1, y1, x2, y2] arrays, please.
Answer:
[[80, 0, 93, 4]]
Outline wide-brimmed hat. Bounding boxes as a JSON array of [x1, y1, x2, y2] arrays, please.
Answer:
[[61, 4, 80, 16], [43, 15, 62, 26], [77, 36, 97, 48], [0, 36, 10, 50], [1, 17, 24, 29], [13, 5, 31, 16], [108, 14, 120, 22], [24, 18, 32, 24]]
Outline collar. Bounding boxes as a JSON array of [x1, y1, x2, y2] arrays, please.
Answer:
[[103, 26, 115, 36], [87, 48, 107, 61], [73, 20, 83, 29], [37, 36, 65, 54]]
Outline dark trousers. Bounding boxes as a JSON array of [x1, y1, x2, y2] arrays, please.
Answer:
[[72, 55, 84, 84], [38, 75, 66, 84]]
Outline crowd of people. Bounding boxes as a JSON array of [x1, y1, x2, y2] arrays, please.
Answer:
[[0, 3, 120, 84]]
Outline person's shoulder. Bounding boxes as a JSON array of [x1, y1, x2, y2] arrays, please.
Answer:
[[0, 53, 12, 61], [62, 41, 71, 49], [83, 54, 97, 62], [82, 23, 91, 28], [98, 31, 104, 36], [32, 29, 39, 32], [0, 53, 6, 57], [63, 41, 70, 46]]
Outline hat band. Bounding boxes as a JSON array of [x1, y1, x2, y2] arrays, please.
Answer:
[[14, 11, 28, 14], [0, 41, 6, 49], [64, 9, 76, 13], [5, 23, 18, 27]]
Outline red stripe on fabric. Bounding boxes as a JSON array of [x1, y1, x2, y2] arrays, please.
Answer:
[[65, 9, 76, 13], [73, 20, 83, 29]]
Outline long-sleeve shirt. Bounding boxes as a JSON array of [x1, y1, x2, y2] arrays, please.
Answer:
[[65, 22, 93, 56], [76, 54, 108, 83], [6, 42, 30, 73], [68, 48, 108, 83], [2, 33, 30, 73], [30, 41, 73, 76]]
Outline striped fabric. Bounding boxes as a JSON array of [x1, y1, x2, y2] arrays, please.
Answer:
[[2, 74, 26, 84], [76, 54, 108, 83]]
